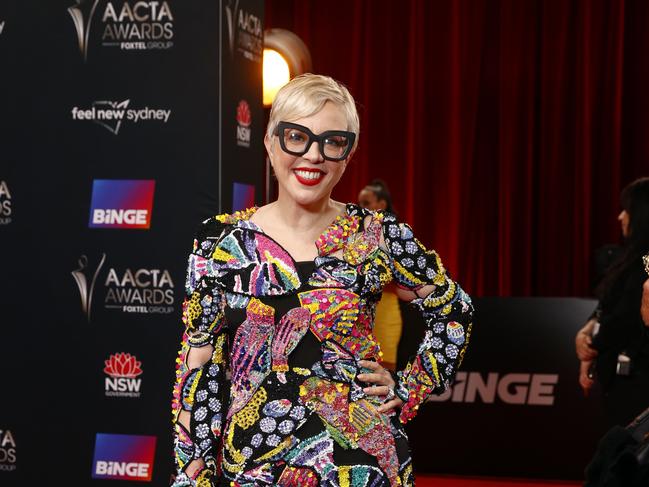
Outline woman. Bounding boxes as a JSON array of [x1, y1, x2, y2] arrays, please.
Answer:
[[576, 177, 649, 427], [171, 74, 473, 486]]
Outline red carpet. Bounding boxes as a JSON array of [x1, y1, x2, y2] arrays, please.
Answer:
[[417, 476, 582, 487]]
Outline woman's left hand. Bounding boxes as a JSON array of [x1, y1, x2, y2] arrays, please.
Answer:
[[357, 360, 404, 415]]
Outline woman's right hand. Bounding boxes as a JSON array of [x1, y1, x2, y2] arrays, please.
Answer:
[[575, 319, 599, 361], [579, 360, 595, 396], [641, 278, 649, 326]]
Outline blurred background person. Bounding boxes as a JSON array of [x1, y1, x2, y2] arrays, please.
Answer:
[[358, 179, 402, 370], [576, 177, 649, 427]]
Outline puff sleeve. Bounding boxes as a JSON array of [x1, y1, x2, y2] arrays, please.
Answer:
[[381, 212, 474, 423], [171, 219, 230, 486]]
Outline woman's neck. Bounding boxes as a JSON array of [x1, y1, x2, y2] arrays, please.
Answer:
[[271, 193, 342, 232]]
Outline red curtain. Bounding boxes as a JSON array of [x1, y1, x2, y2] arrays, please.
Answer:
[[265, 0, 649, 297]]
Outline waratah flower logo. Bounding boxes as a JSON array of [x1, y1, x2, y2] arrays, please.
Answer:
[[236, 100, 251, 127], [104, 352, 143, 378]]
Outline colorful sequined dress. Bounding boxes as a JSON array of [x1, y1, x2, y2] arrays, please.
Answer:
[[171, 204, 473, 487]]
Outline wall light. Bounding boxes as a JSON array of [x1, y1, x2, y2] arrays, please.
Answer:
[[263, 28, 312, 107], [263, 49, 290, 107]]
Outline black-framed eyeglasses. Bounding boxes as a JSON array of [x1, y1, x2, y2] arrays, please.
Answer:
[[273, 121, 356, 162]]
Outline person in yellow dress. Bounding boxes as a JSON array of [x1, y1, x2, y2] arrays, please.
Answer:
[[358, 180, 402, 371]]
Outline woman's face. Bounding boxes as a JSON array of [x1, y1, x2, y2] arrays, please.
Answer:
[[265, 102, 352, 207], [618, 209, 630, 238], [358, 188, 386, 211]]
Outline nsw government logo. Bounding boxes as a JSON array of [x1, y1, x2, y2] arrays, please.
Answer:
[[0, 429, 17, 472], [104, 352, 143, 398], [71, 100, 171, 135], [236, 100, 251, 148], [92, 433, 156, 482], [0, 180, 12, 225], [68, 0, 174, 62], [89, 179, 155, 229]]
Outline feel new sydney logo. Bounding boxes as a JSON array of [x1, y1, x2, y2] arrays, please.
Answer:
[[71, 99, 172, 135]]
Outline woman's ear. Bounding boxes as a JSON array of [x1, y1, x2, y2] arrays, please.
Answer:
[[264, 133, 273, 161]]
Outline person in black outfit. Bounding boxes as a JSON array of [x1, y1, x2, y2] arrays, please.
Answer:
[[576, 177, 649, 428]]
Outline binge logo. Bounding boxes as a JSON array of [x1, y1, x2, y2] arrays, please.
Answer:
[[427, 371, 559, 406], [0, 429, 17, 472], [89, 179, 155, 229], [92, 433, 156, 482], [232, 182, 254, 212], [104, 352, 143, 398], [236, 100, 251, 148], [0, 180, 12, 225]]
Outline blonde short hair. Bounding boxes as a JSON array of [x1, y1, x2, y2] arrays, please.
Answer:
[[266, 73, 360, 151]]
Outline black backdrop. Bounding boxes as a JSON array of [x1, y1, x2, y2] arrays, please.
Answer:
[[0, 0, 264, 484], [403, 297, 606, 480], [0, 2, 612, 484]]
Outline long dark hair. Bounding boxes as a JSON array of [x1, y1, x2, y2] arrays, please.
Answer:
[[365, 179, 395, 214], [596, 177, 649, 299]]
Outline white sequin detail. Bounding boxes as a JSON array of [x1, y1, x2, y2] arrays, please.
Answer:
[[266, 434, 281, 447], [194, 406, 208, 422], [208, 397, 221, 412], [260, 417, 277, 433], [196, 423, 209, 439], [445, 344, 459, 359], [278, 419, 295, 434], [251, 433, 263, 447], [289, 406, 305, 421], [391, 241, 404, 255], [195, 390, 208, 402], [208, 380, 219, 393]]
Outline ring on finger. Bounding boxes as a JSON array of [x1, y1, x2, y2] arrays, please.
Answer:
[[385, 386, 396, 401]]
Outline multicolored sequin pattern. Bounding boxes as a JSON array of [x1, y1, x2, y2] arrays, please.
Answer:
[[379, 212, 474, 423], [172, 204, 473, 486]]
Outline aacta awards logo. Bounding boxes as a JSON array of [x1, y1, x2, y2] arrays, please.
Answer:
[[104, 352, 143, 398], [68, 0, 174, 62], [236, 100, 251, 148], [72, 253, 176, 321], [0, 429, 17, 472], [225, 0, 262, 62], [89, 179, 155, 229], [0, 19, 6, 36], [71, 99, 172, 135], [92, 433, 156, 481], [0, 180, 12, 225]]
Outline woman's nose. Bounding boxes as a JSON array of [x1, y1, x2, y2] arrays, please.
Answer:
[[303, 141, 324, 163]]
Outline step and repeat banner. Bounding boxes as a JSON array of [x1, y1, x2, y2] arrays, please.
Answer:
[[0, 3, 606, 484], [402, 297, 606, 481], [0, 0, 263, 485]]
